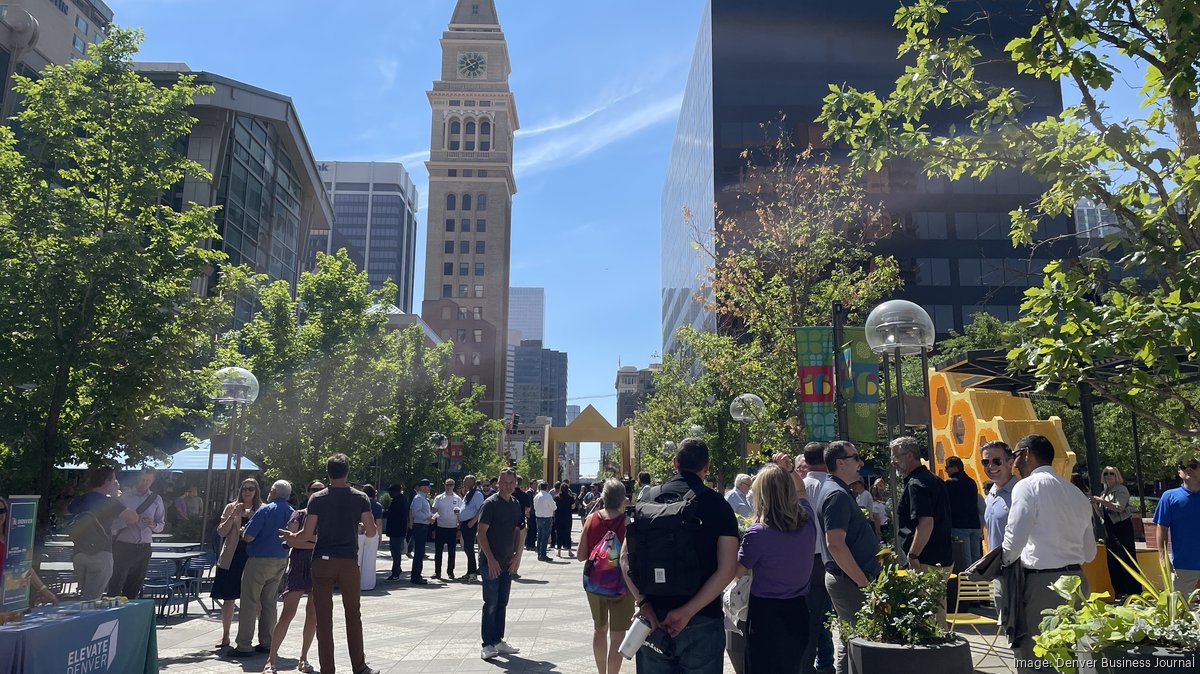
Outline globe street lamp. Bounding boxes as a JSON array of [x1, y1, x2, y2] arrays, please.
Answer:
[[865, 300, 935, 553], [688, 424, 704, 438], [730, 393, 765, 472], [429, 432, 449, 476], [203, 366, 259, 549]]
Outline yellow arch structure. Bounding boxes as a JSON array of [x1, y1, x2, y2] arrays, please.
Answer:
[[541, 405, 635, 484]]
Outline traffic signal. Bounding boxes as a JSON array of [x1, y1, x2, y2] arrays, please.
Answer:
[[512, 413, 520, 431]]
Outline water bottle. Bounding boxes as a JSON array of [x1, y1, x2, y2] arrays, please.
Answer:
[[618, 615, 653, 659]]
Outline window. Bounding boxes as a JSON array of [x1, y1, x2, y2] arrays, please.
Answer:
[[444, 262, 454, 275], [446, 194, 456, 211], [450, 121, 461, 134], [478, 169, 489, 177], [93, 33, 103, 44], [459, 284, 469, 298], [479, 101, 491, 107], [913, 212, 947, 239], [75, 15, 87, 33], [474, 285, 485, 298], [449, 100, 461, 106], [473, 307, 483, 320], [441, 307, 453, 320], [457, 329, 468, 343], [475, 241, 486, 254], [473, 329, 484, 343], [444, 241, 454, 254], [445, 218, 455, 232], [460, 241, 470, 254], [477, 194, 487, 210], [448, 169, 457, 177], [480, 121, 491, 135], [457, 353, 467, 365], [476, 219, 486, 232], [459, 307, 470, 320], [462, 218, 470, 232], [465, 121, 476, 136], [449, 140, 460, 151], [460, 263, 469, 276], [73, 35, 87, 54], [958, 259, 982, 285], [462, 194, 472, 210], [915, 258, 951, 286], [442, 284, 453, 298], [463, 169, 474, 177], [472, 3, 479, 15], [475, 262, 485, 276]]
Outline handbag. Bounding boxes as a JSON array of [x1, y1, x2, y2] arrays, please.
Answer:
[[722, 570, 753, 633]]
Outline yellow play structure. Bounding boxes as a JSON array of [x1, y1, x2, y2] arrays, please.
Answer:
[[927, 369, 1162, 595]]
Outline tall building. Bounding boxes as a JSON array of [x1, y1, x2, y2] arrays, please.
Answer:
[[420, 0, 518, 419], [661, 0, 1075, 352], [2, 0, 113, 116], [563, 404, 581, 483], [137, 63, 334, 325], [505, 286, 544, 417], [615, 364, 660, 426], [512, 340, 568, 427], [310, 162, 419, 311]]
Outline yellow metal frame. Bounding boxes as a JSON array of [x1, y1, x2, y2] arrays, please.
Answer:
[[541, 405, 636, 484]]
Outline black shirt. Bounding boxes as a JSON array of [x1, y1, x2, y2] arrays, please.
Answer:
[[384, 492, 410, 538], [512, 488, 532, 528], [308, 486, 370, 560], [897, 465, 954, 567], [945, 471, 981, 530], [641, 471, 739, 619], [478, 493, 523, 568]]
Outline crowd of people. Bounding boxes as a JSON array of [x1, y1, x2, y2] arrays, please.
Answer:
[[29, 434, 1200, 674]]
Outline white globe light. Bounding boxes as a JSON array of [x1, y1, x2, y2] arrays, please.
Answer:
[[213, 366, 259, 404], [864, 300, 936, 355], [729, 393, 765, 422]]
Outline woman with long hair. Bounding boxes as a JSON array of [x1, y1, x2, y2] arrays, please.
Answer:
[[264, 480, 323, 674], [0, 496, 58, 606], [578, 479, 633, 674], [212, 478, 262, 650], [1093, 466, 1140, 598], [554, 481, 576, 558], [736, 463, 816, 674]]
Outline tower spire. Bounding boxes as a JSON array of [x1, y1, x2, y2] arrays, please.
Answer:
[[450, 0, 500, 29]]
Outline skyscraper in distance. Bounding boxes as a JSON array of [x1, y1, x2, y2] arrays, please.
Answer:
[[506, 287, 544, 418], [421, 0, 518, 418]]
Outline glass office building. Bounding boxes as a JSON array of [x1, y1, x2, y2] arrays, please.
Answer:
[[662, 0, 1077, 351]]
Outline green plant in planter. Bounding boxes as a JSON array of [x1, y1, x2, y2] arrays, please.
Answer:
[[1034, 557, 1200, 674], [841, 550, 956, 645]]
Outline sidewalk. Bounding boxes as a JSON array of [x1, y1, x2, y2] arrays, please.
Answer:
[[157, 523, 1014, 673]]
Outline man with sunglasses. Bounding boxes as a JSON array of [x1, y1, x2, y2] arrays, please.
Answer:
[[817, 441, 881, 674], [1152, 457, 1200, 594], [1002, 435, 1096, 674], [981, 441, 1017, 554]]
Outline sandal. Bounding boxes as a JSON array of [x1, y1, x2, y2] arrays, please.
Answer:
[[297, 659, 314, 673], [262, 665, 277, 674], [215, 640, 230, 650]]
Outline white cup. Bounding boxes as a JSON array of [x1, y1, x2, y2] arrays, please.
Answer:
[[618, 616, 653, 660]]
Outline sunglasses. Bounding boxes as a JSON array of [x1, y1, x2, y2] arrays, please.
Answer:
[[1178, 461, 1200, 471], [241, 486, 257, 492], [0, 508, 7, 515], [983, 457, 1008, 467], [841, 453, 864, 463], [1103, 471, 1116, 476]]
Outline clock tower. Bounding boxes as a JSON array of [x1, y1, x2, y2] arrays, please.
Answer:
[[422, 0, 519, 420]]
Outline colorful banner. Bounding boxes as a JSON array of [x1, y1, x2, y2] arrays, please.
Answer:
[[796, 327, 836, 441], [1, 495, 39, 614], [841, 327, 882, 443]]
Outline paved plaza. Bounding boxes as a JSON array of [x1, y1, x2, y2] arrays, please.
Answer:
[[157, 521, 1015, 673]]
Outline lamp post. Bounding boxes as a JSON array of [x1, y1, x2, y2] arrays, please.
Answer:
[[204, 366, 259, 550], [730, 393, 765, 472], [865, 300, 935, 553], [429, 432, 449, 476]]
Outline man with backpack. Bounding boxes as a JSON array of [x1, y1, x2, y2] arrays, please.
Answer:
[[622, 438, 739, 674], [67, 466, 138, 600]]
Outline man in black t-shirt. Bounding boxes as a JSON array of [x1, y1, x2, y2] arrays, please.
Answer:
[[283, 453, 378, 674], [890, 437, 953, 569], [477, 469, 524, 660], [622, 438, 738, 674]]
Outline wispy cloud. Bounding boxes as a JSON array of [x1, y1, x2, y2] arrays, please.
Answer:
[[375, 58, 399, 89], [389, 149, 429, 165], [516, 87, 643, 139]]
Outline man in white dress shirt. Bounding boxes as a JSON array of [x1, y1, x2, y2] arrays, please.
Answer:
[[432, 479, 463, 580], [1002, 434, 1097, 674]]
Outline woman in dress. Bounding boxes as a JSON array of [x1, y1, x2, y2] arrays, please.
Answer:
[[735, 462, 816, 674], [264, 480, 322, 674], [1093, 466, 1140, 598], [554, 481, 576, 558], [211, 478, 261, 650]]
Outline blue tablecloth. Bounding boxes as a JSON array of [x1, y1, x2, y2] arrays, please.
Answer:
[[0, 599, 157, 674]]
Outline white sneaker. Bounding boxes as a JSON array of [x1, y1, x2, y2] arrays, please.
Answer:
[[495, 640, 520, 655], [481, 645, 498, 659]]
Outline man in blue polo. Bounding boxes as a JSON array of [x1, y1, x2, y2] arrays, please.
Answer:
[[1154, 456, 1200, 594], [231, 480, 294, 657]]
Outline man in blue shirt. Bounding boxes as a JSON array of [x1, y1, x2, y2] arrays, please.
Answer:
[[231, 480, 294, 657], [410, 479, 433, 585], [1153, 456, 1200, 594], [459, 474, 486, 583]]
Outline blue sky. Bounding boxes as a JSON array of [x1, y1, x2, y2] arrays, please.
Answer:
[[108, 0, 706, 476]]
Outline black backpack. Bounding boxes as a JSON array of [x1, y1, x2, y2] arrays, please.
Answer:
[[66, 510, 111, 555], [625, 486, 704, 598]]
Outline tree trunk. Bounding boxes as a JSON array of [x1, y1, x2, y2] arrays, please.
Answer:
[[36, 361, 73, 525]]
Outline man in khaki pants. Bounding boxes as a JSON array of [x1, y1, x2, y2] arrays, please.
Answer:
[[231, 480, 294, 657]]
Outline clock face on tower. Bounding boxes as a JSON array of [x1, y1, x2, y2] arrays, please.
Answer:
[[457, 52, 487, 79]]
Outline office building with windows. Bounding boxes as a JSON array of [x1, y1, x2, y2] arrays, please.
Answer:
[[512, 340, 568, 430], [2, 0, 112, 114], [421, 0, 518, 419], [312, 161, 419, 311], [137, 63, 334, 325], [662, 0, 1076, 351], [615, 364, 659, 426], [505, 286, 544, 417]]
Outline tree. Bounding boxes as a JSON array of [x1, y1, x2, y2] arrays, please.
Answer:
[[515, 441, 544, 484], [818, 0, 1200, 438], [0, 30, 231, 501]]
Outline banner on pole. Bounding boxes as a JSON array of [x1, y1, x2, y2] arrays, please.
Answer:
[[2, 495, 40, 614], [796, 327, 836, 441], [841, 327, 881, 443]]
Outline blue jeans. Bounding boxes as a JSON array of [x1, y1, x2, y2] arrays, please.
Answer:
[[636, 612, 725, 674], [536, 517, 553, 558], [952, 528, 983, 566], [481, 564, 512, 647]]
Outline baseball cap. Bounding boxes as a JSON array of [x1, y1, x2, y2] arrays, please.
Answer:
[[417, 479, 432, 487]]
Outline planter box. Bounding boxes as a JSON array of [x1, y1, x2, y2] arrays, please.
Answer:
[[848, 636, 972, 674], [1078, 643, 1198, 674], [1142, 519, 1158, 549]]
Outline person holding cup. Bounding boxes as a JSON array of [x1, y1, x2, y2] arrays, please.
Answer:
[[212, 478, 262, 650]]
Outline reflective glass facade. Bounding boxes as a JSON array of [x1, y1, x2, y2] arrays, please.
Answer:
[[662, 0, 1078, 350]]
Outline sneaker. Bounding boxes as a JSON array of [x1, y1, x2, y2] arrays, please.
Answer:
[[495, 640, 520, 655], [448, 572, 456, 580], [481, 645, 498, 660]]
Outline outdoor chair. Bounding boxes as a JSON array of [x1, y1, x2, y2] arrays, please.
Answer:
[[947, 578, 1012, 672], [181, 553, 217, 612], [142, 558, 189, 618]]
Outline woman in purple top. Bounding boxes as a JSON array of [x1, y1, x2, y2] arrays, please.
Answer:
[[735, 463, 817, 674], [265, 480, 323, 674]]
